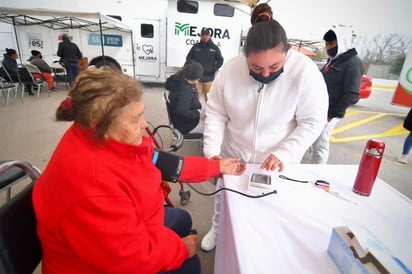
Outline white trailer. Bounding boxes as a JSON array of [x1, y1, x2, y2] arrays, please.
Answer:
[[0, 0, 252, 82]]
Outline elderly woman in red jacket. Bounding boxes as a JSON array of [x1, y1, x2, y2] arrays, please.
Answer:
[[33, 68, 245, 274]]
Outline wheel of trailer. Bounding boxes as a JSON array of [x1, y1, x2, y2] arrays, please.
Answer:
[[179, 189, 191, 205], [89, 56, 121, 70]]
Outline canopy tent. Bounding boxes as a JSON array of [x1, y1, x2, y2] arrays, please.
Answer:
[[0, 7, 135, 74]]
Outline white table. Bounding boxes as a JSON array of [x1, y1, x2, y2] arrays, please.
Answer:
[[214, 164, 412, 274]]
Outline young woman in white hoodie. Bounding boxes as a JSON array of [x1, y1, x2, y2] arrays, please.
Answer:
[[200, 19, 329, 251]]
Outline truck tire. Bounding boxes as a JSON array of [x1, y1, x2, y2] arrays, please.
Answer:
[[89, 56, 121, 70]]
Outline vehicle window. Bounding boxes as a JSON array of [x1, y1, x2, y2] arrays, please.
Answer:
[[214, 3, 234, 17], [141, 24, 154, 38], [177, 0, 198, 14]]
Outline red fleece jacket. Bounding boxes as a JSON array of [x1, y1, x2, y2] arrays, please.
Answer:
[[33, 123, 220, 274]]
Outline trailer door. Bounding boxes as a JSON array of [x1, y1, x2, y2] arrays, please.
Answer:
[[133, 19, 161, 78]]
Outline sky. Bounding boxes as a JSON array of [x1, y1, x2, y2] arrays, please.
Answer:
[[268, 0, 412, 42], [1, 0, 410, 43]]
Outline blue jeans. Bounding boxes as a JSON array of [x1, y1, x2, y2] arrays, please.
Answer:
[[67, 62, 80, 86], [402, 132, 412, 155], [160, 207, 201, 274]]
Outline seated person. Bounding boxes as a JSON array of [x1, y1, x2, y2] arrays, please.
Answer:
[[2, 48, 34, 95], [166, 61, 204, 134], [29, 50, 56, 91], [33, 67, 246, 274]]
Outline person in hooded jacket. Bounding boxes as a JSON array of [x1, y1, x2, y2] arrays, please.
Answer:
[[186, 28, 223, 101], [166, 61, 204, 134], [200, 20, 328, 252], [311, 26, 365, 164]]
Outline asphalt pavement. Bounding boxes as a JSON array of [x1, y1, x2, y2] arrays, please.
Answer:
[[0, 80, 410, 274]]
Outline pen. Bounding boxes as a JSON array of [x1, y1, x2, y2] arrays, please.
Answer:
[[325, 189, 357, 205]]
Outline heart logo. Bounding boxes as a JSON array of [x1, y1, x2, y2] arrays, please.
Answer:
[[142, 44, 154, 55]]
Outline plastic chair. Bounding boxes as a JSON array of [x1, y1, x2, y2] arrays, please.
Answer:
[[0, 160, 42, 274], [162, 91, 203, 150], [18, 65, 46, 99]]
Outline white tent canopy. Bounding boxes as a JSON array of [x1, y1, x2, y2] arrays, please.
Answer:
[[0, 7, 134, 72]]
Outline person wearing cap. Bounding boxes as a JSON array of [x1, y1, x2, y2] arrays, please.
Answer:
[[311, 26, 365, 164], [57, 34, 83, 86], [29, 50, 56, 91], [186, 28, 224, 101]]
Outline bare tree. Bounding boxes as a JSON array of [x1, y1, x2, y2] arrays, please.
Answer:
[[355, 33, 411, 65]]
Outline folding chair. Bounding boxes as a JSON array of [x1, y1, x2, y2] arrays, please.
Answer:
[[162, 91, 203, 151], [51, 64, 70, 89], [0, 76, 17, 106], [18, 65, 46, 99], [0, 160, 42, 274], [0, 66, 22, 103]]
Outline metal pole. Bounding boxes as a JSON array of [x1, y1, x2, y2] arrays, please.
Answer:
[[98, 17, 106, 66], [12, 17, 23, 64]]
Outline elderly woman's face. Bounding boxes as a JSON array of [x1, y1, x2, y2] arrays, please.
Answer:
[[106, 100, 147, 146]]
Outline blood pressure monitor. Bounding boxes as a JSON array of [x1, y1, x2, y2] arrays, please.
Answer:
[[248, 173, 274, 191]]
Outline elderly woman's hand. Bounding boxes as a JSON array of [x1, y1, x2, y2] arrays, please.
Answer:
[[219, 158, 247, 175]]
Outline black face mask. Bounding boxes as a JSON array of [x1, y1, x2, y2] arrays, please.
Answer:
[[327, 46, 338, 58], [249, 67, 284, 84]]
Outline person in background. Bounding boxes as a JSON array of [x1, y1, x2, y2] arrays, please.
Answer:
[[186, 28, 223, 102], [33, 68, 246, 274], [166, 61, 204, 134], [250, 2, 273, 25], [29, 50, 56, 91], [57, 34, 83, 86], [398, 108, 412, 164], [311, 26, 365, 164], [200, 20, 328, 252], [2, 48, 34, 95]]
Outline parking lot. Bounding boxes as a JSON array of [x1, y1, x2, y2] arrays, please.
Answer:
[[1, 80, 410, 274]]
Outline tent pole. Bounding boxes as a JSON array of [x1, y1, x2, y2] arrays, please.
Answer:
[[98, 17, 105, 66], [12, 17, 23, 64]]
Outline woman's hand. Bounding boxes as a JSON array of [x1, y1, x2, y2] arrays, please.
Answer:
[[219, 158, 247, 175], [260, 154, 284, 172], [182, 234, 198, 258]]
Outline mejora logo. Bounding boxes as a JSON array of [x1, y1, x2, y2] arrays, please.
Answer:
[[174, 22, 230, 39]]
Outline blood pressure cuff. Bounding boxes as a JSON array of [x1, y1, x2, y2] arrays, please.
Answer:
[[152, 150, 184, 182]]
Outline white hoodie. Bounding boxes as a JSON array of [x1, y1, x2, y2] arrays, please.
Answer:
[[203, 49, 328, 164]]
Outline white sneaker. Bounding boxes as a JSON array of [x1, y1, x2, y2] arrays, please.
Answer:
[[398, 155, 408, 164], [201, 229, 217, 251]]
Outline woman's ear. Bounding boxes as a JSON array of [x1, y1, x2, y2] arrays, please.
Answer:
[[89, 119, 98, 131]]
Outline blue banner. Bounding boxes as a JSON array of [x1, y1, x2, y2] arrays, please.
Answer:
[[88, 33, 123, 47]]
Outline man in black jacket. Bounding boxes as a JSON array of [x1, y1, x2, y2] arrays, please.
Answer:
[[186, 28, 223, 101], [57, 34, 83, 86], [312, 26, 365, 164]]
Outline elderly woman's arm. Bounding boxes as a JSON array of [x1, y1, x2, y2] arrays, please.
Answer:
[[179, 156, 245, 182]]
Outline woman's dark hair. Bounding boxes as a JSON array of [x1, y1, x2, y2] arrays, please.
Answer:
[[5, 48, 17, 56], [176, 62, 204, 81], [56, 67, 143, 139], [243, 20, 290, 57], [250, 3, 273, 25]]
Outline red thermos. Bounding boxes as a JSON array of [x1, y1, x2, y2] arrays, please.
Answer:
[[352, 139, 385, 196]]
